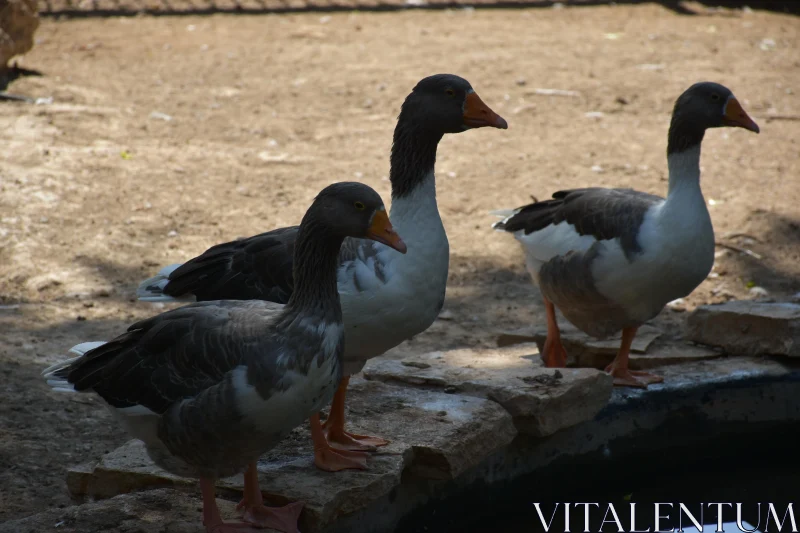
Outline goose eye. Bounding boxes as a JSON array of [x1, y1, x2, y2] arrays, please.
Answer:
[[445, 88, 455, 97], [711, 93, 720, 101], [354, 201, 366, 210]]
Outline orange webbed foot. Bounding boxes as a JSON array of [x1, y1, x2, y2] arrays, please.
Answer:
[[323, 420, 389, 451], [314, 445, 369, 472], [234, 500, 304, 533], [605, 364, 664, 389]]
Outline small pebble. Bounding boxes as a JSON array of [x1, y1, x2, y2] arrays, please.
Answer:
[[666, 298, 686, 312], [149, 111, 173, 122], [437, 309, 454, 320], [749, 286, 769, 298], [759, 38, 776, 51]]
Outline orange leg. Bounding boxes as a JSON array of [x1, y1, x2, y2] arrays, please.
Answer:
[[310, 413, 369, 472], [322, 376, 390, 450], [541, 297, 567, 367], [604, 326, 664, 388], [233, 462, 304, 532]]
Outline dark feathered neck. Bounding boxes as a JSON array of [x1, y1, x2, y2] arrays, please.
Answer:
[[667, 110, 706, 156], [283, 217, 343, 321], [389, 107, 443, 200]]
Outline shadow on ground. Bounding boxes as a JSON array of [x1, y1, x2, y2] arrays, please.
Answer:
[[0, 313, 137, 522], [724, 211, 800, 295], [69, 254, 161, 303], [0, 63, 43, 94]]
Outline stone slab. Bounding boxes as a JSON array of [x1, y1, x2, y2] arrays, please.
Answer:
[[455, 356, 797, 478], [65, 379, 515, 533], [497, 322, 721, 369], [362, 344, 612, 436], [16, 359, 798, 533], [396, 356, 800, 532], [688, 301, 800, 357], [0, 488, 236, 533]]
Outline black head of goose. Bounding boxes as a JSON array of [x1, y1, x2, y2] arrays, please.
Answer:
[[43, 182, 404, 533], [493, 82, 758, 389], [134, 74, 507, 465], [390, 73, 508, 199], [667, 81, 759, 156], [283, 182, 406, 314]]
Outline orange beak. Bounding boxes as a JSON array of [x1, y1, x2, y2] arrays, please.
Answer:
[[723, 97, 760, 133], [462, 92, 508, 130], [366, 209, 407, 254]]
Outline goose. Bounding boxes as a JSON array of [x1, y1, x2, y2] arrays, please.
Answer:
[[43, 182, 407, 533], [493, 82, 759, 388], [136, 74, 508, 461]]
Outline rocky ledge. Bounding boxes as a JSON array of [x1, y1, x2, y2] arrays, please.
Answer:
[[5, 314, 800, 533]]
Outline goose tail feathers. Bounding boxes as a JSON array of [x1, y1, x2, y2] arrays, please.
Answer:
[[42, 341, 107, 392], [136, 264, 191, 302]]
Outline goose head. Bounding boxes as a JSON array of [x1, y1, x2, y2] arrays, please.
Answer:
[[400, 74, 508, 134], [310, 182, 407, 254], [668, 82, 759, 154], [675, 82, 759, 133]]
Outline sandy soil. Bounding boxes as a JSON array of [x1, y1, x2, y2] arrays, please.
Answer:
[[1, 1, 798, 523]]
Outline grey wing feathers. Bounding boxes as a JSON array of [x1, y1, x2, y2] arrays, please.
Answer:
[[145, 224, 387, 304], [52, 301, 284, 414], [337, 236, 390, 288], [495, 188, 663, 256], [162, 227, 300, 303]]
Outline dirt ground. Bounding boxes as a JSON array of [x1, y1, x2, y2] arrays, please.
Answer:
[[0, 1, 798, 524]]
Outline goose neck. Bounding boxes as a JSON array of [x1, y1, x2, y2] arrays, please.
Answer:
[[666, 144, 702, 197], [285, 219, 343, 320], [389, 115, 442, 200]]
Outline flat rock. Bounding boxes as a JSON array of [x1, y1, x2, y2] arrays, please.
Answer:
[[0, 488, 237, 533], [65, 379, 515, 533], [622, 342, 722, 369], [497, 322, 720, 369], [688, 301, 800, 357], [363, 344, 612, 436]]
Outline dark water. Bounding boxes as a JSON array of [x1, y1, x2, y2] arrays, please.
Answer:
[[396, 422, 800, 533]]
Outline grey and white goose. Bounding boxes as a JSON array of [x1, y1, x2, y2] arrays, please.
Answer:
[[43, 182, 407, 533], [136, 74, 508, 460], [493, 82, 759, 388]]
